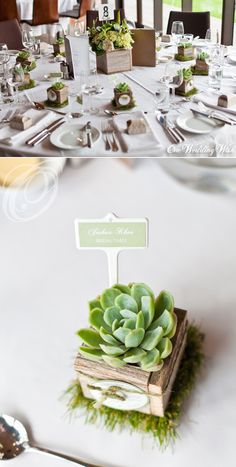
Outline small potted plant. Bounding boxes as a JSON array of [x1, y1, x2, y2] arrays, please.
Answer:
[[175, 42, 195, 61], [75, 283, 188, 417], [89, 14, 134, 74], [112, 82, 135, 110], [176, 68, 198, 96], [192, 51, 209, 75], [16, 51, 36, 72], [46, 81, 69, 107], [53, 36, 65, 56]]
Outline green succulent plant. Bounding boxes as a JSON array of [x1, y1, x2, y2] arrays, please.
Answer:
[[115, 82, 130, 93], [77, 284, 177, 372], [197, 51, 209, 61]]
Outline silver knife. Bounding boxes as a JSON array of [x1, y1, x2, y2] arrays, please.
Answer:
[[157, 114, 179, 144], [26, 118, 65, 146], [190, 108, 234, 125], [30, 120, 65, 146], [86, 121, 92, 148]]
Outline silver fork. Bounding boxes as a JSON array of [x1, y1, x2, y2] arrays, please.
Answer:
[[107, 122, 119, 152], [101, 122, 111, 151]]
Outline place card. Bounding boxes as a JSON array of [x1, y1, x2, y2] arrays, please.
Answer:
[[75, 213, 148, 285], [65, 35, 90, 79]]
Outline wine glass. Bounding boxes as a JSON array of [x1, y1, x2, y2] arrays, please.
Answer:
[[171, 21, 184, 43], [12, 63, 25, 103], [48, 23, 64, 45], [0, 43, 10, 77], [161, 63, 183, 105], [22, 28, 35, 51], [74, 20, 86, 36]]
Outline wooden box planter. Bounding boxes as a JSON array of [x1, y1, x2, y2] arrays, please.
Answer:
[[96, 49, 132, 75], [75, 308, 187, 417], [196, 59, 209, 72], [47, 85, 69, 106], [178, 46, 194, 58], [53, 43, 65, 56], [176, 78, 195, 95]]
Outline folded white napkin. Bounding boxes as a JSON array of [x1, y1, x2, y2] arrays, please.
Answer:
[[113, 111, 160, 153], [0, 109, 56, 146], [194, 92, 236, 116]]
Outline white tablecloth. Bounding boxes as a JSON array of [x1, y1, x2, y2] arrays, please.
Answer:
[[0, 159, 236, 467], [1, 46, 236, 156], [17, 0, 76, 20]]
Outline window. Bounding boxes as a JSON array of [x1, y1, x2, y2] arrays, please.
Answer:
[[163, 1, 181, 33]]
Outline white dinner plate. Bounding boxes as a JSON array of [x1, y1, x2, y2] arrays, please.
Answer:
[[176, 110, 222, 134], [227, 54, 236, 65], [50, 122, 100, 150]]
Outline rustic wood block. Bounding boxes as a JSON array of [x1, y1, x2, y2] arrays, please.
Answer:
[[74, 307, 188, 417], [96, 49, 132, 75], [178, 46, 194, 58], [196, 59, 209, 72]]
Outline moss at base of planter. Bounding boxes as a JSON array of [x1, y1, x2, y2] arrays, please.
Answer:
[[18, 79, 36, 91], [191, 67, 209, 76], [64, 324, 205, 449], [175, 54, 195, 62], [111, 98, 136, 111], [176, 87, 198, 97], [45, 99, 69, 109]]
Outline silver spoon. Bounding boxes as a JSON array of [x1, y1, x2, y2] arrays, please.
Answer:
[[0, 414, 101, 466]]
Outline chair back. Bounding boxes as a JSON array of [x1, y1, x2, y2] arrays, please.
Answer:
[[32, 0, 59, 26], [86, 8, 125, 29], [0, 0, 19, 21], [167, 11, 210, 38], [0, 19, 23, 49], [80, 0, 95, 19]]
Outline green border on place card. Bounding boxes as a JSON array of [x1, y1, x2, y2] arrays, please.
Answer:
[[77, 222, 147, 248]]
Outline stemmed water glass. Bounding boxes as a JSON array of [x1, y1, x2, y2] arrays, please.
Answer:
[[160, 63, 184, 106], [171, 21, 184, 43], [11, 63, 25, 103], [0, 43, 10, 77], [22, 28, 35, 51]]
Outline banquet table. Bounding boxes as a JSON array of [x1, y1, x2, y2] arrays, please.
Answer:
[[1, 44, 236, 157], [17, 0, 76, 20], [0, 159, 236, 467]]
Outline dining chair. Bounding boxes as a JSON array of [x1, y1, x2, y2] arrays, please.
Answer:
[[0, 0, 19, 21], [23, 0, 59, 26], [167, 11, 210, 38], [60, 0, 95, 20], [0, 19, 23, 49]]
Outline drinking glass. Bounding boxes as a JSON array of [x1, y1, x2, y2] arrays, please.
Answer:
[[74, 20, 86, 36], [171, 21, 184, 43], [208, 64, 223, 90], [12, 63, 25, 102], [205, 29, 212, 42], [160, 63, 183, 104], [48, 23, 64, 45], [0, 43, 10, 77], [22, 28, 35, 51], [155, 83, 170, 112]]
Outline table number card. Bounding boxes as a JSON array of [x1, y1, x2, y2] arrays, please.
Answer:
[[75, 213, 148, 286], [65, 35, 90, 79], [98, 3, 114, 21]]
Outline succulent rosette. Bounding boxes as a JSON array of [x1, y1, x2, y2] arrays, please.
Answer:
[[77, 284, 177, 372]]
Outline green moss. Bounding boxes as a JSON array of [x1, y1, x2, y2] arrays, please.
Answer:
[[175, 54, 195, 62], [45, 99, 69, 108], [192, 67, 209, 76], [64, 324, 205, 448], [176, 87, 198, 97], [18, 79, 36, 91]]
